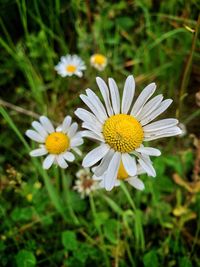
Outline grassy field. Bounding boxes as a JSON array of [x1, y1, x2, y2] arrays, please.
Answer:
[[0, 1, 200, 266]]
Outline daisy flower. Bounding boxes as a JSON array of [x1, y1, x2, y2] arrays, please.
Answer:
[[90, 53, 107, 71], [55, 54, 86, 77], [94, 161, 146, 191], [75, 75, 182, 191], [25, 116, 83, 169], [73, 168, 99, 198]]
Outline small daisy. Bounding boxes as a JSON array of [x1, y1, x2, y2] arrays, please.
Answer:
[[90, 53, 107, 71], [94, 161, 146, 190], [75, 75, 182, 191], [55, 54, 86, 77], [73, 168, 99, 198], [26, 116, 83, 169]]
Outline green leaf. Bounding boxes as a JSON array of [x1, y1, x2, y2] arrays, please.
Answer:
[[179, 256, 192, 267], [62, 231, 78, 251], [104, 219, 119, 244], [15, 250, 36, 267], [143, 250, 159, 267], [11, 207, 33, 222], [95, 212, 109, 227], [67, 191, 86, 212], [116, 17, 134, 29]]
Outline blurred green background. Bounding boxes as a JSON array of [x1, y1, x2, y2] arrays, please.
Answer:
[[0, 0, 200, 266]]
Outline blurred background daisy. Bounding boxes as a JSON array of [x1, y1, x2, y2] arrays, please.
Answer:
[[73, 168, 99, 198], [90, 53, 107, 71], [55, 54, 86, 77]]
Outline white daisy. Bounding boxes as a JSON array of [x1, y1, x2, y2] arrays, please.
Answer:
[[55, 54, 86, 77], [73, 168, 99, 198], [90, 53, 107, 71], [93, 162, 146, 191], [75, 75, 182, 191], [25, 116, 83, 169]]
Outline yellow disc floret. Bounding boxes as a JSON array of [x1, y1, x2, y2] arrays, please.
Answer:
[[66, 65, 76, 73], [45, 132, 69, 154], [117, 162, 129, 180], [93, 54, 106, 65], [103, 114, 144, 153]]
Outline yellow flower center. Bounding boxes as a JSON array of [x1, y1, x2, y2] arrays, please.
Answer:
[[66, 65, 77, 73], [93, 54, 106, 65], [117, 162, 128, 180], [102, 114, 144, 153], [45, 132, 69, 154]]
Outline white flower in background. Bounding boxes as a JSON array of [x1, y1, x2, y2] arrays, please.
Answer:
[[94, 162, 146, 190], [55, 54, 86, 77], [75, 75, 182, 191], [73, 168, 99, 198], [90, 53, 107, 71], [26, 116, 83, 169]]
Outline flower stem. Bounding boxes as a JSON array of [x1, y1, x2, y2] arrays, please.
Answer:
[[89, 194, 110, 267]]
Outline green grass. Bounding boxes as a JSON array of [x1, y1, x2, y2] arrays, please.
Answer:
[[0, 0, 200, 266]]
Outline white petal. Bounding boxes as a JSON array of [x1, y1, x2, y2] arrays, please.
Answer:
[[56, 155, 68, 168], [136, 94, 163, 121], [62, 116, 72, 133], [75, 108, 102, 127], [96, 77, 113, 116], [62, 151, 75, 162], [72, 147, 82, 156], [56, 125, 62, 132], [143, 118, 179, 132], [122, 153, 137, 176], [93, 149, 115, 177], [39, 116, 55, 133], [144, 127, 182, 141], [43, 154, 55, 169], [131, 83, 156, 117], [140, 99, 173, 126], [93, 175, 103, 181], [127, 177, 145, 190], [108, 78, 120, 114], [86, 89, 108, 118], [135, 147, 161, 156], [30, 147, 48, 157], [81, 130, 104, 142], [138, 155, 156, 177], [70, 136, 84, 147], [121, 75, 135, 114], [104, 152, 121, 191], [82, 122, 102, 133], [115, 180, 121, 187], [82, 144, 110, 167], [32, 121, 48, 138], [80, 94, 106, 124], [136, 165, 146, 175], [67, 122, 78, 138], [144, 126, 180, 137], [26, 130, 45, 143]]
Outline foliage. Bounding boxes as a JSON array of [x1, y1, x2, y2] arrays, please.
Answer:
[[0, 0, 200, 266]]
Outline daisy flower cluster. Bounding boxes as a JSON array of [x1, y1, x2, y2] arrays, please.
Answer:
[[26, 74, 182, 192], [55, 53, 107, 78]]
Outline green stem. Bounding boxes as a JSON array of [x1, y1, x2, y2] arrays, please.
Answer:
[[36, 164, 67, 221], [120, 182, 136, 210], [89, 194, 110, 267], [61, 170, 80, 225]]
